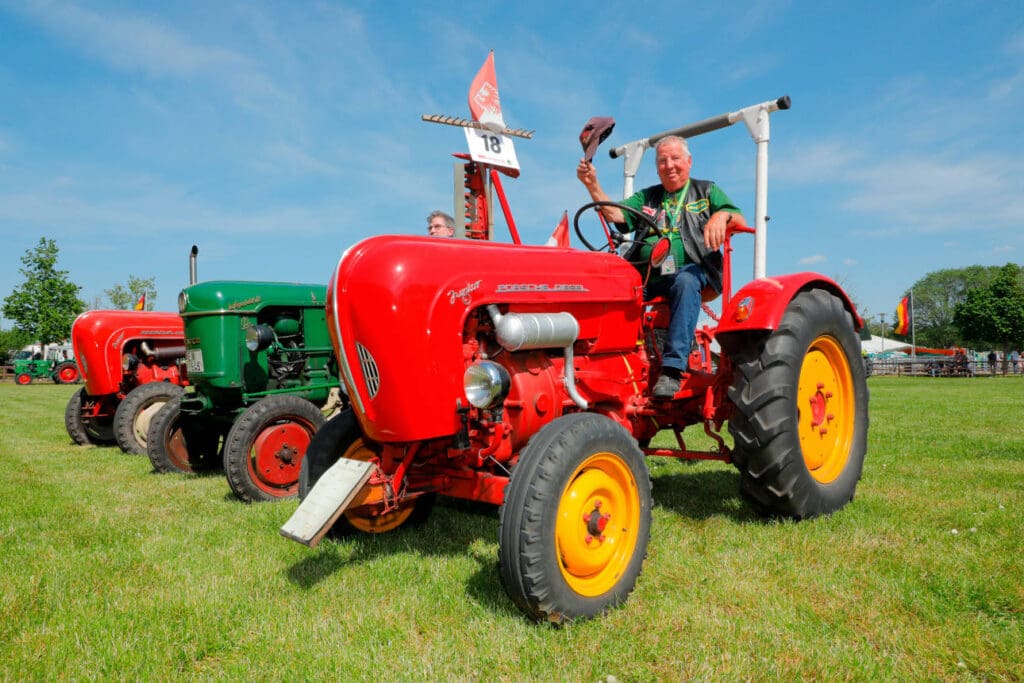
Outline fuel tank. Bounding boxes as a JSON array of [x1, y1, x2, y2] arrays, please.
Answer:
[[328, 235, 643, 443]]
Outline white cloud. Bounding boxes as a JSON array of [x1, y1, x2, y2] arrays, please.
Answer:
[[800, 254, 827, 265]]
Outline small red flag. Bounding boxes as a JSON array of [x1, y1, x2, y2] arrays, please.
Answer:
[[134, 293, 146, 311], [468, 51, 505, 132], [545, 212, 570, 248], [895, 296, 910, 336]]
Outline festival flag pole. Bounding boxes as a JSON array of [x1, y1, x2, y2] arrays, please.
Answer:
[[910, 289, 916, 359]]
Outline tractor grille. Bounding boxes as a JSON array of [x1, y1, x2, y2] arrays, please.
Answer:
[[355, 342, 380, 398]]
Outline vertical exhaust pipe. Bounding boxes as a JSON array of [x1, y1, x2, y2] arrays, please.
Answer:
[[189, 245, 198, 285]]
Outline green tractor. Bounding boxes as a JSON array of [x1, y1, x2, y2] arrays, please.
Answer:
[[13, 344, 80, 385], [146, 276, 342, 502]]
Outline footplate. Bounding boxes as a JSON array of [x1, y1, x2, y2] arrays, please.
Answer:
[[279, 458, 375, 548]]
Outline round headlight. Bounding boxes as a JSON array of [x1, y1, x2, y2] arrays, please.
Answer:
[[121, 353, 139, 372], [463, 361, 511, 409], [245, 324, 275, 352], [177, 291, 188, 314]]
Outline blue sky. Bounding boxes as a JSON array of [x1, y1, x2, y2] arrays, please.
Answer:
[[2, 1, 1022, 328]]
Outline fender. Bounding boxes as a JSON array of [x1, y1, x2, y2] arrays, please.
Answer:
[[716, 272, 863, 336]]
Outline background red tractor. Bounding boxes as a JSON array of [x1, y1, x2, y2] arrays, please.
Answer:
[[67, 310, 187, 454], [285, 97, 869, 624]]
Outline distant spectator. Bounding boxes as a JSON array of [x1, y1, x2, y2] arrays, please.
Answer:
[[1010, 349, 1020, 374], [987, 349, 997, 375], [427, 210, 456, 237]]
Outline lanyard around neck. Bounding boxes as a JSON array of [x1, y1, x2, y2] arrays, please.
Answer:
[[661, 180, 690, 232]]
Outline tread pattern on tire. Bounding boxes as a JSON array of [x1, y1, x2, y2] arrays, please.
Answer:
[[223, 395, 325, 503], [498, 412, 652, 624], [726, 288, 869, 520], [113, 382, 185, 455]]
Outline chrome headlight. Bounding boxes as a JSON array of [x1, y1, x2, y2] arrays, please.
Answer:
[[463, 361, 511, 409], [177, 291, 188, 314], [245, 324, 275, 352], [121, 353, 139, 372]]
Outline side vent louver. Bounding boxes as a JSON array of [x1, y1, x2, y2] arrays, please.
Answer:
[[355, 342, 380, 398]]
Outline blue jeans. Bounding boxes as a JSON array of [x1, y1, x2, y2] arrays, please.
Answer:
[[646, 262, 710, 373]]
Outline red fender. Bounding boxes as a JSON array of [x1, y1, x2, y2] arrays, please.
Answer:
[[716, 272, 864, 336]]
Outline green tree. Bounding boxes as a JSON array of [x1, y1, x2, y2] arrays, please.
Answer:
[[896, 266, 1001, 347], [953, 263, 1024, 355], [2, 238, 86, 345], [105, 275, 156, 310]]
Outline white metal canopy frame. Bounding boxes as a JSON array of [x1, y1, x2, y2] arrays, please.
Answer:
[[609, 95, 791, 281]]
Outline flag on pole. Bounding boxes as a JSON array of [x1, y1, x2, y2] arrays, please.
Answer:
[[545, 211, 570, 247], [133, 293, 146, 311], [468, 51, 506, 133], [895, 295, 911, 336]]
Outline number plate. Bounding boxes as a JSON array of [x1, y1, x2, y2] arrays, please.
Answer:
[[463, 128, 519, 170], [185, 348, 204, 374]]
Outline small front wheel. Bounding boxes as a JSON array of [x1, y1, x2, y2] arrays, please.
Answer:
[[146, 396, 221, 474], [223, 395, 324, 502], [54, 362, 80, 384], [499, 412, 652, 624], [114, 382, 185, 455]]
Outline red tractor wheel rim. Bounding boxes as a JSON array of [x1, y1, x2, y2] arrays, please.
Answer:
[[165, 425, 195, 473], [58, 366, 78, 382], [249, 421, 311, 494], [16, 374, 31, 385]]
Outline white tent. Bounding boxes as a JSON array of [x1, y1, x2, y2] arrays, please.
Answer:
[[860, 335, 912, 355]]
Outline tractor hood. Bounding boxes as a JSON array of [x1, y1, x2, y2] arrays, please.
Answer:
[[71, 310, 184, 396], [178, 281, 327, 318], [328, 235, 642, 443]]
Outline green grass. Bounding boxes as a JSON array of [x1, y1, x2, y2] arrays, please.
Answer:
[[1, 378, 1022, 680]]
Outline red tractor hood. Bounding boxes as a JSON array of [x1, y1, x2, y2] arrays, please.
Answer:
[[72, 310, 184, 396], [328, 235, 642, 443]]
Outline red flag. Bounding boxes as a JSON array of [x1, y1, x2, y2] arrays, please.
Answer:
[[133, 293, 146, 311], [468, 51, 505, 132], [895, 296, 910, 336], [545, 212, 570, 247]]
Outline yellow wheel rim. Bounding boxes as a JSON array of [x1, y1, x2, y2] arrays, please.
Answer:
[[341, 439, 415, 533], [555, 452, 640, 597], [797, 335, 855, 484]]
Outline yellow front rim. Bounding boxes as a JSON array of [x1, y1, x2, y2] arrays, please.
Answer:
[[797, 335, 855, 484], [555, 452, 640, 597], [341, 439, 415, 533]]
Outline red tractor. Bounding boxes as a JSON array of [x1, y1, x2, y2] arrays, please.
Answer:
[[66, 310, 188, 454], [286, 97, 868, 624]]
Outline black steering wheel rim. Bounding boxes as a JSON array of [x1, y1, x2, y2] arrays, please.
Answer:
[[572, 200, 661, 255]]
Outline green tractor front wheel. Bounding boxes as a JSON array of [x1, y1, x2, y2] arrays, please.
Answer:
[[223, 395, 324, 503], [146, 396, 222, 474]]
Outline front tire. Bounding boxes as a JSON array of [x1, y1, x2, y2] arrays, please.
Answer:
[[145, 396, 221, 474], [16, 373, 32, 385], [65, 388, 116, 445], [299, 409, 433, 535], [223, 395, 324, 503], [113, 382, 185, 455], [727, 288, 869, 519], [498, 413, 652, 624]]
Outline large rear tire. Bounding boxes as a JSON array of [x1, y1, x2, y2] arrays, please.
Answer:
[[298, 409, 434, 535], [727, 288, 869, 519], [113, 382, 185, 455], [498, 413, 652, 624], [64, 388, 117, 446], [223, 395, 324, 503], [145, 396, 221, 474], [54, 362, 79, 384]]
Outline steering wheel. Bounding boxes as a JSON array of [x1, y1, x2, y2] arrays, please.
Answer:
[[572, 201, 661, 260]]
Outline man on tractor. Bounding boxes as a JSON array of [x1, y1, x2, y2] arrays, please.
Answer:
[[576, 135, 744, 398]]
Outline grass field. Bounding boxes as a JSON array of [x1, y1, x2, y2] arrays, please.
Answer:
[[1, 378, 1022, 681]]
